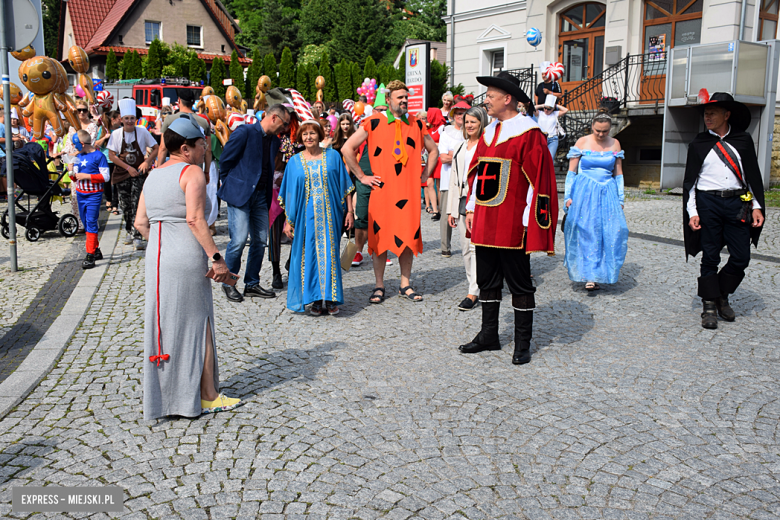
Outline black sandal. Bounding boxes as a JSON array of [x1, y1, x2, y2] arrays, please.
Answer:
[[369, 287, 385, 304], [399, 285, 423, 302]]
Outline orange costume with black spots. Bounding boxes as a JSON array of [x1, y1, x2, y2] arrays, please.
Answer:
[[364, 112, 429, 256]]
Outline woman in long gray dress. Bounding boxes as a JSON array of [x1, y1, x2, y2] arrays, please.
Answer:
[[135, 115, 241, 420]]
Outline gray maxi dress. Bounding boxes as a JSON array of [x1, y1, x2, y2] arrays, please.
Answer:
[[143, 162, 219, 420]]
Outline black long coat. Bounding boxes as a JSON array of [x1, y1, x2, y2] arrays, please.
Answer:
[[682, 130, 765, 260]]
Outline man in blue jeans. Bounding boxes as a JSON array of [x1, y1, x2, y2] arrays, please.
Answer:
[[218, 104, 291, 302]]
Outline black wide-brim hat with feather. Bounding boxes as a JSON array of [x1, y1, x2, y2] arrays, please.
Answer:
[[476, 71, 531, 104], [697, 90, 751, 134]]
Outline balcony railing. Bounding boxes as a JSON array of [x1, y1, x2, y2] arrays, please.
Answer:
[[558, 53, 667, 162], [471, 66, 537, 106]]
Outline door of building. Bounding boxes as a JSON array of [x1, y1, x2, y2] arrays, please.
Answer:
[[557, 3, 606, 110], [640, 1, 703, 103]]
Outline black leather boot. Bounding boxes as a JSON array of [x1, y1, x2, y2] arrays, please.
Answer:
[[512, 309, 533, 365], [701, 300, 718, 329], [715, 296, 735, 321], [459, 301, 501, 353]]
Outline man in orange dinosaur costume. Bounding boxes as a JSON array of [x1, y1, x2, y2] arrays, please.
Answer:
[[343, 80, 439, 304], [460, 71, 558, 365]]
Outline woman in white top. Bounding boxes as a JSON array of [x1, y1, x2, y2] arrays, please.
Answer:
[[447, 106, 488, 311], [534, 94, 568, 161]]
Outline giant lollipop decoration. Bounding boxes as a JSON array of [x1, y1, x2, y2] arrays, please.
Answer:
[[526, 28, 542, 48], [96, 90, 114, 111], [543, 62, 564, 82]]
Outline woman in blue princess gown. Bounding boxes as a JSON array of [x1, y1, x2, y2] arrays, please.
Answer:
[[564, 110, 629, 290]]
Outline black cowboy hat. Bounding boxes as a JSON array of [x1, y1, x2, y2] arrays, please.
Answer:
[[698, 92, 751, 134], [476, 71, 531, 104]]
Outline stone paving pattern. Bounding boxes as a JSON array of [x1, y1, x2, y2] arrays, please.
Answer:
[[0, 200, 86, 338], [0, 196, 778, 519]]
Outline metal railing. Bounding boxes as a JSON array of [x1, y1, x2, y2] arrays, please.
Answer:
[[557, 52, 667, 164], [471, 66, 537, 106]]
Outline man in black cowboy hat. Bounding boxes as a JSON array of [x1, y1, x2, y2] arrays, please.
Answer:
[[683, 92, 765, 329], [459, 71, 558, 364]]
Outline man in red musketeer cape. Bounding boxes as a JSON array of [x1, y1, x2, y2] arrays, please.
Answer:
[[459, 71, 558, 365]]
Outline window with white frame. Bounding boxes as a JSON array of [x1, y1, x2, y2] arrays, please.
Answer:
[[145, 21, 160, 44], [491, 50, 505, 76], [187, 25, 203, 48]]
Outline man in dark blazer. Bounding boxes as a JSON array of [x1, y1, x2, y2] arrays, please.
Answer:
[[218, 104, 291, 302], [683, 92, 765, 329]]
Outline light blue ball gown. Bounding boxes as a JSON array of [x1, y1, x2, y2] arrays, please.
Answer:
[[563, 147, 629, 284]]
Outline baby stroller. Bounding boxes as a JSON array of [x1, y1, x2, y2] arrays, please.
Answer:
[[1, 142, 78, 242]]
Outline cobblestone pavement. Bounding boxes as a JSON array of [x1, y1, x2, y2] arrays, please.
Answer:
[[0, 200, 86, 338], [0, 197, 778, 519]]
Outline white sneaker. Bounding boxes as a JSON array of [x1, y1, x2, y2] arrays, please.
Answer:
[[124, 233, 133, 245], [134, 239, 146, 250]]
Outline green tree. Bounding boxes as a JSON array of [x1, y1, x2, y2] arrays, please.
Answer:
[[363, 56, 377, 83], [165, 44, 193, 78], [229, 50, 245, 95], [211, 57, 227, 98], [299, 0, 337, 49], [259, 0, 301, 60], [105, 50, 119, 82], [146, 38, 164, 79], [398, 51, 406, 81], [318, 52, 336, 103], [42, 0, 61, 58], [350, 61, 362, 100], [429, 59, 452, 108], [279, 47, 295, 88], [123, 51, 143, 80], [189, 55, 207, 84], [296, 61, 311, 100], [247, 49, 264, 96], [297, 44, 328, 68], [334, 60, 350, 101], [231, 0, 265, 51], [329, 0, 392, 63], [264, 53, 278, 83]]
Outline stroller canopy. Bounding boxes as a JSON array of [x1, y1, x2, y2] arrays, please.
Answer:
[[3, 142, 50, 195]]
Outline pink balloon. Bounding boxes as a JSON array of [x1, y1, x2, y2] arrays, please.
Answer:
[[370, 79, 376, 85], [74, 85, 86, 98]]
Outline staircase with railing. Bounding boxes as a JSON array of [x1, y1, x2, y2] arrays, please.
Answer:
[[471, 66, 537, 106], [557, 52, 667, 168]]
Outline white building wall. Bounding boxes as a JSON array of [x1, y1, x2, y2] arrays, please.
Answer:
[[447, 0, 768, 97]]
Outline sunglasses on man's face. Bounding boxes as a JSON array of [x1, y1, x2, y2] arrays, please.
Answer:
[[77, 109, 89, 113]]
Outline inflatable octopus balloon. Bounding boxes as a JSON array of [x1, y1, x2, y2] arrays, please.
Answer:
[[0, 82, 24, 115], [18, 55, 81, 139], [68, 46, 95, 105], [315, 75, 325, 103], [205, 95, 231, 147], [225, 85, 244, 113], [198, 86, 215, 114], [254, 75, 271, 112]]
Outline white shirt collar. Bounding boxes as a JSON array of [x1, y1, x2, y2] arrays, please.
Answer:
[[708, 125, 731, 139]]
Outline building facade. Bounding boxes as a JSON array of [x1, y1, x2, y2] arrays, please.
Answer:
[[445, 1, 780, 186]]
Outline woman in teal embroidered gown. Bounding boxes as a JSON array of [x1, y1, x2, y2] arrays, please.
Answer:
[[279, 120, 355, 315], [563, 111, 629, 290]]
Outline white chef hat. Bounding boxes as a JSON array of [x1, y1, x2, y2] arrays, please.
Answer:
[[10, 107, 19, 119], [246, 109, 255, 117], [119, 98, 136, 118], [544, 94, 558, 109], [162, 97, 171, 107]]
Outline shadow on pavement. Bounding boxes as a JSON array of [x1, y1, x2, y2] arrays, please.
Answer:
[[218, 341, 341, 399]]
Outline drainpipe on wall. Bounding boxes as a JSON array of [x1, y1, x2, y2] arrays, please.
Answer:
[[739, 0, 747, 40], [450, 0, 455, 87]]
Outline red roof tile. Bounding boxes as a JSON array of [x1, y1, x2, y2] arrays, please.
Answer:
[[85, 0, 138, 53], [95, 46, 252, 65], [68, 0, 118, 49]]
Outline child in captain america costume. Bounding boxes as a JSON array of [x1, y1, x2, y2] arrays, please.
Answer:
[[71, 130, 110, 269]]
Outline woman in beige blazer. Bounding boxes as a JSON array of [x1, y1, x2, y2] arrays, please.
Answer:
[[447, 106, 488, 311]]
